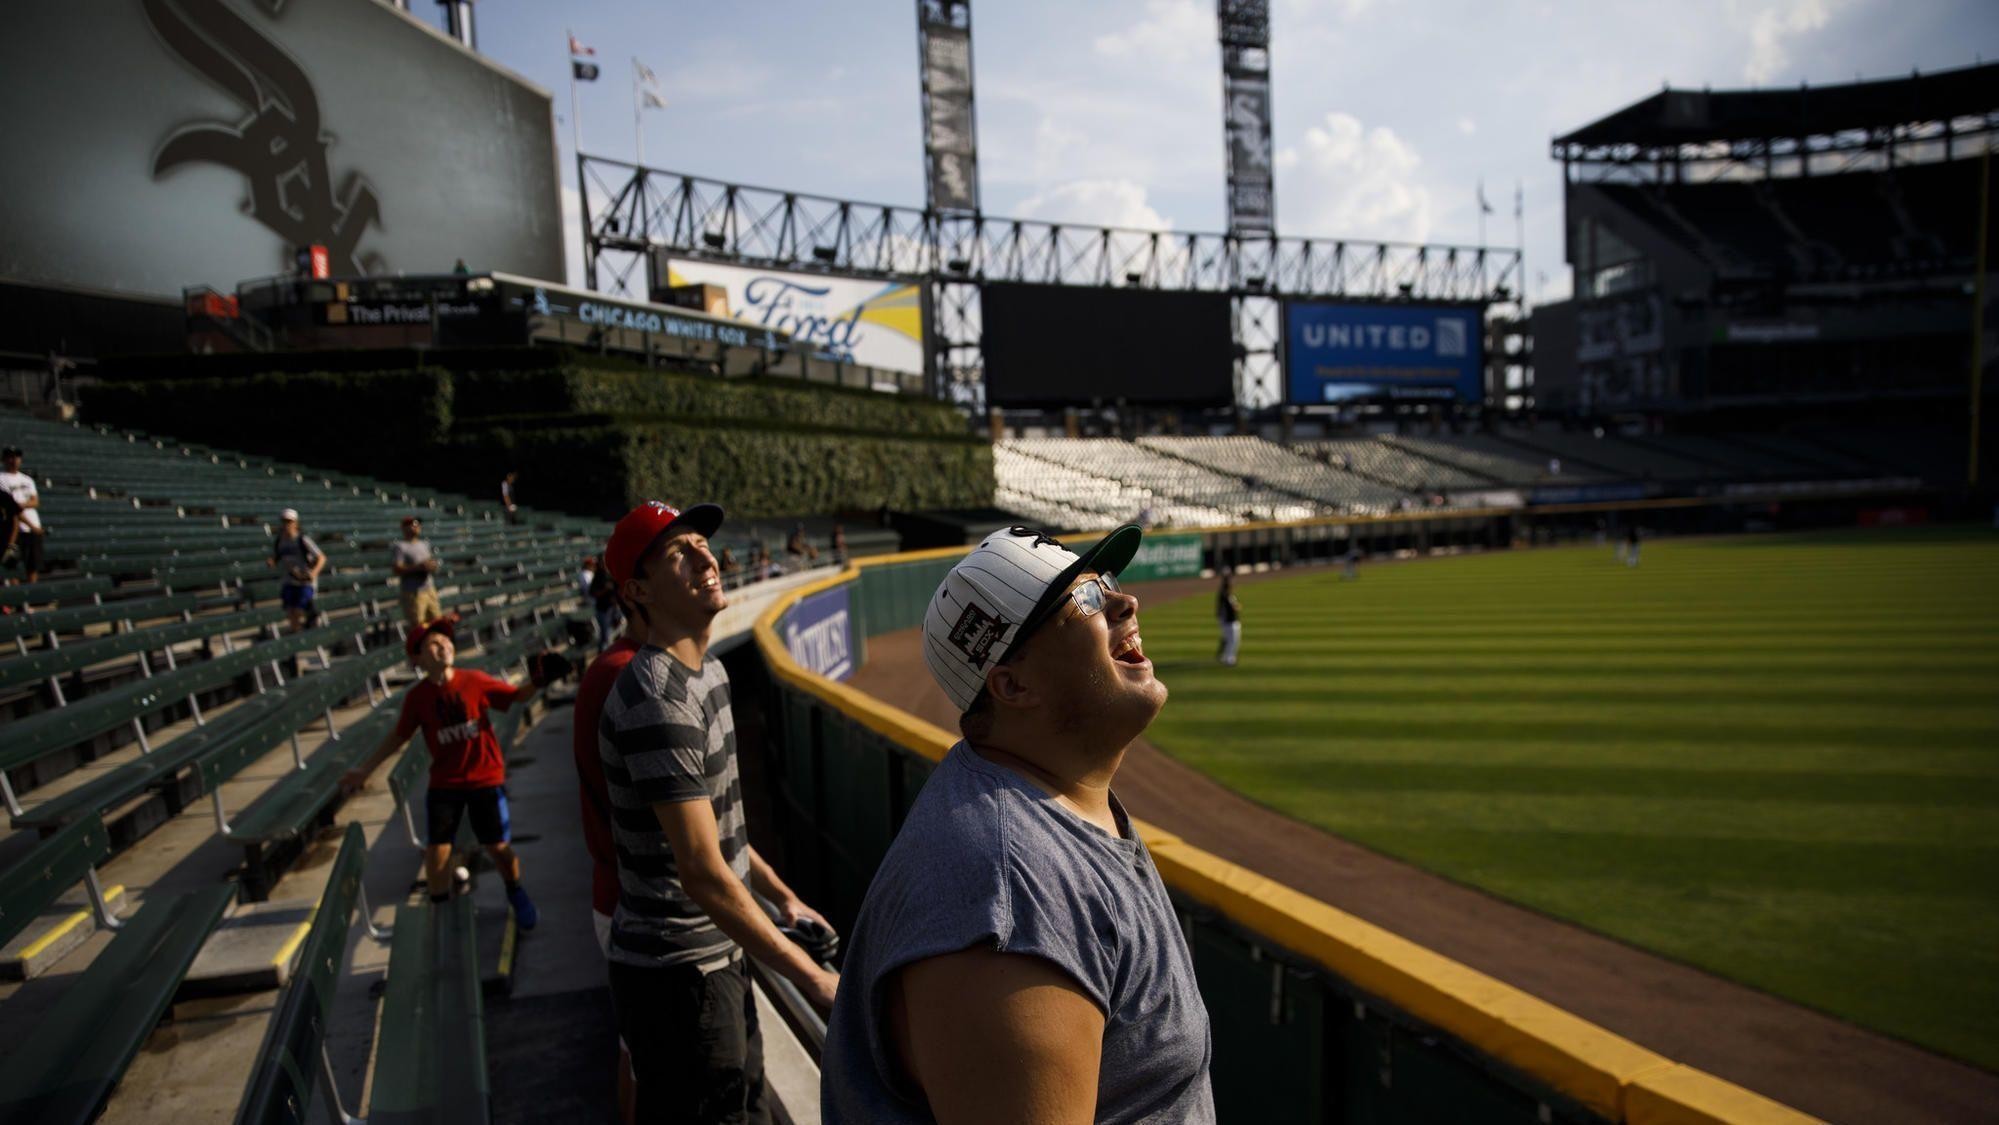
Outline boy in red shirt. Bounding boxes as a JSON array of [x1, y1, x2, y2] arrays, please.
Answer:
[[344, 613, 548, 928]]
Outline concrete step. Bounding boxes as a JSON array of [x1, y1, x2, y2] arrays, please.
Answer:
[[178, 896, 317, 999], [0, 882, 127, 980]]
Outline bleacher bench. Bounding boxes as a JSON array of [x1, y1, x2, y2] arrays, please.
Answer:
[[0, 873, 235, 1123], [369, 894, 489, 1125], [234, 823, 374, 1125]]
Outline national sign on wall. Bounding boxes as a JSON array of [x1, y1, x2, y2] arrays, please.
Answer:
[[664, 259, 926, 375]]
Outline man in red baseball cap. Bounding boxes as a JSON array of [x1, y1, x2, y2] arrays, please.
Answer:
[[594, 501, 837, 1123], [342, 613, 555, 929]]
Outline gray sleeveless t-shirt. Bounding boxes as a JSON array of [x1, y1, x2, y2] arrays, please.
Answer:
[[822, 743, 1215, 1124]]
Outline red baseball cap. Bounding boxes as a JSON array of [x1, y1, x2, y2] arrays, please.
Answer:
[[405, 612, 461, 663], [604, 501, 725, 587]]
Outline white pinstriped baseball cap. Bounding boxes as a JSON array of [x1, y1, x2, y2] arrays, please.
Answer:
[[923, 524, 1144, 713]]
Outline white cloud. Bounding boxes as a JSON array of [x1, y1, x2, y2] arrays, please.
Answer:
[[1742, 0, 1835, 83], [1014, 179, 1174, 231], [1457, 117, 1478, 135], [1275, 111, 1433, 243], [1093, 0, 1211, 67]]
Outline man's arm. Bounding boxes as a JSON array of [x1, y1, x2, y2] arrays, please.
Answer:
[[653, 799, 839, 1009], [889, 948, 1104, 1125], [745, 845, 826, 928]]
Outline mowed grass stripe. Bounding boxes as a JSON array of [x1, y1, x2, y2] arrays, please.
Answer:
[[1136, 525, 1999, 1069]]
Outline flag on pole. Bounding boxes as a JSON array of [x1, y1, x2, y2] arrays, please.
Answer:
[[573, 60, 600, 81], [635, 58, 666, 109], [568, 32, 595, 57], [1477, 181, 1494, 215]]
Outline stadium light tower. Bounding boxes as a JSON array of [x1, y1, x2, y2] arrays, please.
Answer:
[[917, 0, 986, 406], [1218, 0, 1282, 409]]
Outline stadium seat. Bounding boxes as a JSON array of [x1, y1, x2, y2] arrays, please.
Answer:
[[0, 813, 122, 951], [0, 881, 236, 1125], [368, 895, 490, 1125], [234, 823, 376, 1125]]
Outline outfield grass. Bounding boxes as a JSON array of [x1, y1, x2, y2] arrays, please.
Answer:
[[1136, 525, 1999, 1070]]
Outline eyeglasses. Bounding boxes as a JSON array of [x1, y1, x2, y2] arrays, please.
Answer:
[[1063, 572, 1120, 620]]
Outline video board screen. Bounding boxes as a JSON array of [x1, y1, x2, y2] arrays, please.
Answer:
[[0, 0, 563, 299], [981, 283, 1234, 407], [1284, 301, 1484, 403]]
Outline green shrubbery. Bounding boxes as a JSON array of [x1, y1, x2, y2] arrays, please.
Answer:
[[82, 355, 989, 519]]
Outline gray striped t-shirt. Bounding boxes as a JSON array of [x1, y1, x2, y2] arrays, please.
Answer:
[[596, 646, 749, 969]]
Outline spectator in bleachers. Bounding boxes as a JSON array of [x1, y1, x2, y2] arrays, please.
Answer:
[[268, 508, 324, 633], [824, 525, 1214, 1124], [578, 555, 599, 602], [1216, 573, 1242, 667], [572, 590, 647, 1123], [830, 524, 848, 567], [786, 522, 819, 569], [0, 445, 46, 584], [342, 613, 549, 929], [718, 547, 742, 580], [597, 501, 839, 1122], [589, 566, 623, 652], [501, 471, 519, 524], [390, 515, 442, 628]]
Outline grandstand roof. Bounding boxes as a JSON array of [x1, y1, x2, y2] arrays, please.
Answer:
[[1555, 62, 1999, 152]]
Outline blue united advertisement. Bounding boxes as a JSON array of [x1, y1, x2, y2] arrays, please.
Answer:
[[1284, 302, 1484, 403]]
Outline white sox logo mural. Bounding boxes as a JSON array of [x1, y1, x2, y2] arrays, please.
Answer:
[[143, 0, 384, 274]]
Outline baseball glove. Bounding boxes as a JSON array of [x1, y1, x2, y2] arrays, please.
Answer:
[[527, 649, 574, 686]]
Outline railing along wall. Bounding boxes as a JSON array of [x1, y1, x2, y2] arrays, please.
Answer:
[[748, 538, 1822, 1124]]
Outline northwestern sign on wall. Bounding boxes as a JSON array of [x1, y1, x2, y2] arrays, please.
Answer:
[[1284, 301, 1484, 403], [785, 585, 854, 682], [664, 259, 925, 374], [0, 0, 563, 298]]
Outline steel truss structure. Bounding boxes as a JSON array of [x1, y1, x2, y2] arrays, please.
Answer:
[[579, 156, 1522, 407]]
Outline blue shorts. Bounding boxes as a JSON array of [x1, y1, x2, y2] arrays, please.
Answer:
[[426, 786, 510, 846], [280, 584, 316, 610]]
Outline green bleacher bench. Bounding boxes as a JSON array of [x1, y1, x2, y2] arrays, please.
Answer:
[[0, 813, 120, 951], [0, 575, 113, 610], [234, 823, 377, 1125], [0, 622, 366, 816], [384, 742, 434, 850], [10, 691, 298, 837], [0, 881, 235, 1125], [0, 593, 200, 645], [369, 894, 489, 1125], [0, 606, 284, 700], [232, 705, 399, 901]]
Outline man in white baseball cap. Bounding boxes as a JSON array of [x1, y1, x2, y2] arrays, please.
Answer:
[[822, 525, 1215, 1124]]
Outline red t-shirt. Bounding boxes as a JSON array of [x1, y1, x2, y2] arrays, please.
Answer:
[[574, 638, 642, 917], [395, 668, 521, 790]]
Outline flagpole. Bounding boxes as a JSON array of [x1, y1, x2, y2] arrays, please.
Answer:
[[633, 61, 645, 167], [567, 30, 581, 159], [1515, 181, 1526, 310]]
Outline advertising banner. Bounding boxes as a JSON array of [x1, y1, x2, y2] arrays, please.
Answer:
[[663, 260, 925, 374], [1119, 534, 1205, 583], [784, 585, 854, 682], [1284, 302, 1484, 403], [0, 0, 563, 298]]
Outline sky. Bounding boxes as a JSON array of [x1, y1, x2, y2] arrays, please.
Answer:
[[429, 0, 1996, 304]]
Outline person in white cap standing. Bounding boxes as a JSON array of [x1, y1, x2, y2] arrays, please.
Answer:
[[821, 525, 1215, 1125], [267, 508, 324, 633]]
